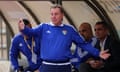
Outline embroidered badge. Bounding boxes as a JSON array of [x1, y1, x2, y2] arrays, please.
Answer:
[[62, 30, 67, 35]]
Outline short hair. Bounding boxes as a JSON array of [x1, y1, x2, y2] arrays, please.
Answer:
[[95, 21, 109, 29], [23, 19, 30, 25], [50, 4, 64, 13], [80, 22, 92, 30]]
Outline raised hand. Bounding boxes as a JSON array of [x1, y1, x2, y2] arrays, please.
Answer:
[[99, 49, 110, 60]]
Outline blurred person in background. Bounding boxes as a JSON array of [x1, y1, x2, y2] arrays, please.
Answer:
[[79, 21, 120, 72], [71, 22, 97, 72], [9, 19, 41, 72], [94, 21, 120, 72]]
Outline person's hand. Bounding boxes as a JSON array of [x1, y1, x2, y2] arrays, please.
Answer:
[[99, 49, 110, 60], [18, 18, 25, 30], [34, 69, 39, 72], [89, 60, 104, 69], [86, 58, 94, 63]]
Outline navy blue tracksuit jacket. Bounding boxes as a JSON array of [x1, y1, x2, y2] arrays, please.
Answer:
[[21, 22, 100, 62], [9, 33, 41, 71]]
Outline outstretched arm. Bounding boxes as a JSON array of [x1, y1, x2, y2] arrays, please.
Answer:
[[71, 27, 110, 60]]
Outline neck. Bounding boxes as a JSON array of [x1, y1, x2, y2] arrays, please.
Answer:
[[23, 35, 29, 39], [86, 36, 93, 41], [51, 21, 62, 26], [86, 38, 91, 42], [99, 36, 107, 43], [54, 23, 62, 26]]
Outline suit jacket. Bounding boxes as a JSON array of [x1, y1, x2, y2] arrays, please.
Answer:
[[95, 35, 120, 72]]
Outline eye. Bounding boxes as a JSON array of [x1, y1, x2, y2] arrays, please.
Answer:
[[79, 30, 87, 32], [94, 28, 103, 31]]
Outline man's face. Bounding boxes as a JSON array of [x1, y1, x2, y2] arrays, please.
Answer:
[[79, 25, 92, 41], [94, 24, 108, 40], [50, 8, 64, 25]]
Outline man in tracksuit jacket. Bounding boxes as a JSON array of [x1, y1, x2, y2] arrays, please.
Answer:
[[9, 19, 41, 72], [71, 23, 97, 72], [19, 5, 110, 72]]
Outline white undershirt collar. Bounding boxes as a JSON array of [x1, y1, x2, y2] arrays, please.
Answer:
[[49, 22, 64, 27]]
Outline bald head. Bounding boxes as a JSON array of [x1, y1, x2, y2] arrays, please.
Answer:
[[80, 23, 92, 30], [79, 22, 93, 41]]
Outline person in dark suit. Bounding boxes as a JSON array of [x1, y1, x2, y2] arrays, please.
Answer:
[[94, 21, 120, 72], [79, 21, 120, 72]]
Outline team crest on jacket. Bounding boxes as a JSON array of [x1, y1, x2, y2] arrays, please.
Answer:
[[62, 30, 67, 35]]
